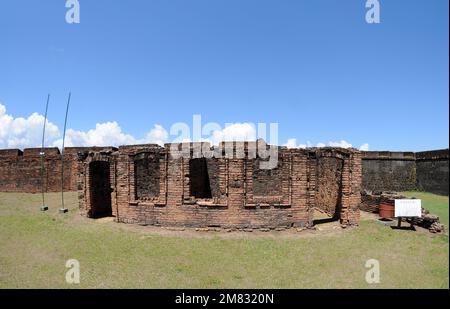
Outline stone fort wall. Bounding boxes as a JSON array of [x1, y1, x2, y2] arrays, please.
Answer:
[[415, 149, 449, 196], [361, 149, 449, 196]]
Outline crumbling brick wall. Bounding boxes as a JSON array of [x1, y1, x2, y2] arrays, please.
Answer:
[[134, 152, 161, 200], [316, 155, 344, 217], [252, 157, 283, 197], [78, 142, 362, 228], [0, 146, 115, 193], [0, 148, 75, 192]]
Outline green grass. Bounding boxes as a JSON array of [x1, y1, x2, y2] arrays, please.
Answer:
[[0, 192, 448, 288], [401, 191, 449, 227]]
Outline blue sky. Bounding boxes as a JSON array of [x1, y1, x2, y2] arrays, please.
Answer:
[[0, 0, 448, 151]]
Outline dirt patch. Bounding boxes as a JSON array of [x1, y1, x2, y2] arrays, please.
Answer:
[[360, 210, 379, 220], [73, 214, 350, 240], [84, 211, 434, 239]]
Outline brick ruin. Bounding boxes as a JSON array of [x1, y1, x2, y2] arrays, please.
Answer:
[[76, 142, 362, 229], [2, 143, 448, 230], [0, 147, 115, 193], [0, 147, 78, 192]]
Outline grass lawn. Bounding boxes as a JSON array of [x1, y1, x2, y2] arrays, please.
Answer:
[[401, 191, 449, 227], [0, 191, 448, 289]]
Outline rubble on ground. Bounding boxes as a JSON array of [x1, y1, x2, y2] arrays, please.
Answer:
[[361, 190, 445, 233], [406, 208, 445, 233], [360, 190, 406, 213]]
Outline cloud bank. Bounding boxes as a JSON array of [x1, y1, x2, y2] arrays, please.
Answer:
[[0, 102, 369, 151], [1, 103, 168, 149], [284, 137, 369, 151], [0, 103, 59, 149]]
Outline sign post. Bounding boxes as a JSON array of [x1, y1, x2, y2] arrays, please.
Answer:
[[59, 92, 71, 214], [40, 94, 50, 211], [394, 199, 422, 228]]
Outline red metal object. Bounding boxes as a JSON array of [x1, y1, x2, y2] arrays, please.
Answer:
[[379, 202, 395, 219]]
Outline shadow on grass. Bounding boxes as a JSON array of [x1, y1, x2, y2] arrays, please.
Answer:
[[390, 225, 416, 231]]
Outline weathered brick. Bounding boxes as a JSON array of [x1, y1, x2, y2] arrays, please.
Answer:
[[76, 143, 362, 229]]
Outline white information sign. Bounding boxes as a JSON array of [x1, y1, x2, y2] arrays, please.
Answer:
[[394, 199, 422, 217]]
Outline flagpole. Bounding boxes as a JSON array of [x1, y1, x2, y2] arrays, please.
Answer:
[[40, 94, 50, 211], [59, 92, 71, 213]]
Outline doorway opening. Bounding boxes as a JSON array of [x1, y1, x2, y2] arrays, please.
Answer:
[[189, 158, 212, 198], [89, 161, 112, 218], [313, 157, 344, 225]]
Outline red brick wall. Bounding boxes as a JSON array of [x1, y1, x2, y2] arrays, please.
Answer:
[[78, 143, 362, 229], [0, 148, 74, 192], [0, 147, 116, 193], [316, 155, 344, 216]]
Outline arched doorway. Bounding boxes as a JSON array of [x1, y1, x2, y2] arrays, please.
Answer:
[[89, 161, 112, 218]]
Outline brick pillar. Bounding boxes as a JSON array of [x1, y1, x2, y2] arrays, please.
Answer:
[[340, 151, 361, 226], [290, 150, 312, 228], [348, 151, 362, 225], [228, 159, 245, 209]]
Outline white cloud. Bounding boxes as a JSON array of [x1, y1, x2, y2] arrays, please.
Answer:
[[327, 140, 353, 148], [359, 143, 369, 151], [52, 122, 170, 148], [52, 121, 137, 148], [142, 124, 169, 146], [285, 138, 297, 149], [210, 123, 256, 145], [1, 102, 170, 149], [0, 102, 370, 152], [0, 103, 59, 149], [283, 138, 357, 149], [284, 138, 307, 149]]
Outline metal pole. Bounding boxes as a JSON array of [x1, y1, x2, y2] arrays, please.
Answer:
[[59, 92, 71, 213], [40, 94, 50, 211]]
